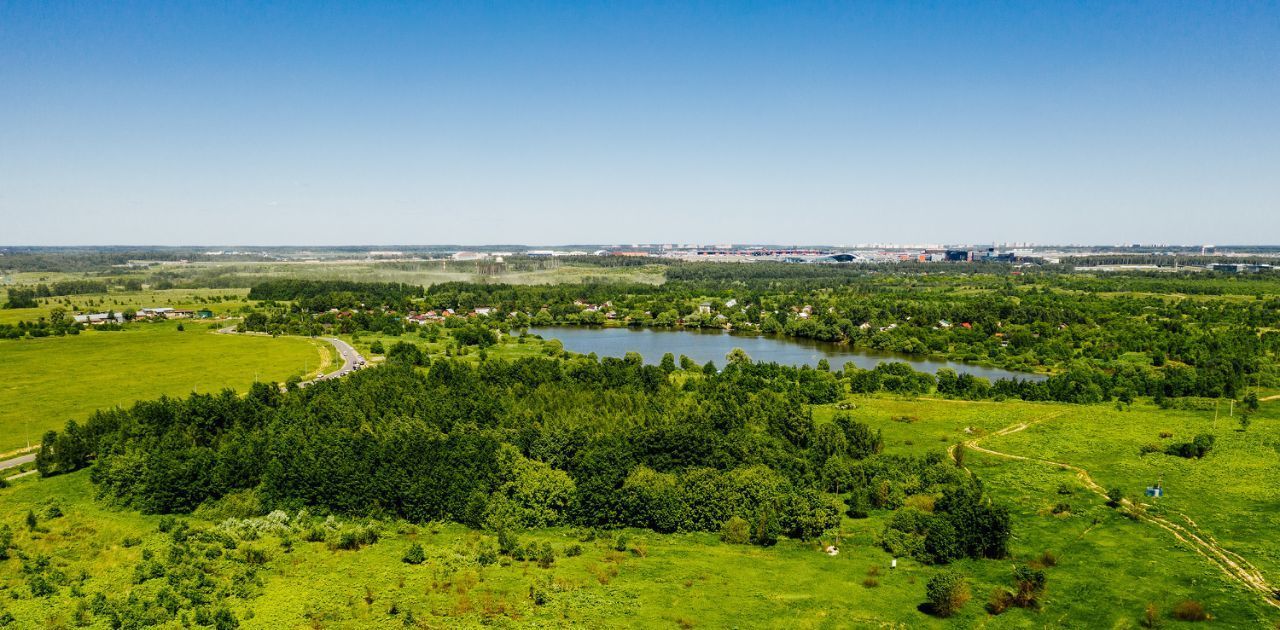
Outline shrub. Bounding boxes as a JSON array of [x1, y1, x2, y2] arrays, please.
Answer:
[[564, 543, 583, 557], [328, 524, 379, 551], [122, 536, 143, 548], [1165, 434, 1215, 459], [1172, 600, 1209, 622], [1051, 502, 1071, 515], [987, 587, 1013, 615], [477, 540, 499, 565], [614, 533, 629, 552], [861, 577, 879, 588], [498, 529, 521, 556], [1012, 565, 1047, 608], [750, 509, 779, 547], [925, 571, 970, 617], [537, 543, 556, 568], [845, 489, 871, 519], [719, 516, 751, 544], [1106, 487, 1125, 507], [402, 543, 425, 565]]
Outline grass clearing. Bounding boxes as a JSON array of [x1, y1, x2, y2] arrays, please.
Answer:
[[0, 321, 326, 454]]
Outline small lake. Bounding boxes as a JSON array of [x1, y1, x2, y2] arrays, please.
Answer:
[[528, 327, 1045, 382]]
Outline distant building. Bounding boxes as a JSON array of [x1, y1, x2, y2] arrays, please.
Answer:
[[73, 312, 125, 325], [1210, 263, 1271, 273]]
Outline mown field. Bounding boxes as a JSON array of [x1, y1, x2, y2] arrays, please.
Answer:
[[0, 321, 329, 455], [1, 392, 1276, 628]]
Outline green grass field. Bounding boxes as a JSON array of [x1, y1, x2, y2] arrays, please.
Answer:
[[0, 288, 255, 325], [0, 321, 327, 455]]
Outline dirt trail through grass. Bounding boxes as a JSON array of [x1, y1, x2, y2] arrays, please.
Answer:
[[954, 417, 1280, 609]]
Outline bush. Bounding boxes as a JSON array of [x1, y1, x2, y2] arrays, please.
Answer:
[[1164, 434, 1215, 459], [845, 488, 871, 519], [328, 524, 379, 551], [750, 509, 779, 547], [719, 516, 751, 544], [537, 543, 556, 568], [1172, 600, 1209, 622], [613, 533, 630, 552], [564, 543, 583, 557], [122, 536, 143, 548], [987, 587, 1013, 615], [1106, 487, 1125, 507], [402, 543, 425, 565], [925, 570, 970, 617], [1012, 565, 1047, 608]]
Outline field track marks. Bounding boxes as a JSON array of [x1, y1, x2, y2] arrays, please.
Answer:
[[956, 417, 1280, 610]]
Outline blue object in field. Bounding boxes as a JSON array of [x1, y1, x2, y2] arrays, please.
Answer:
[[1145, 486, 1163, 498]]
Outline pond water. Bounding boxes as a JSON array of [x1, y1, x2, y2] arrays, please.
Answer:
[[527, 326, 1045, 382]]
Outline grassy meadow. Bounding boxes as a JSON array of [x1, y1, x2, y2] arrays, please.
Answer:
[[1, 393, 1277, 627], [0, 288, 255, 326], [0, 321, 328, 455]]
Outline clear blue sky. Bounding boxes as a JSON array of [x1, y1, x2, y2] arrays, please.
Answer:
[[2, 1, 1277, 246]]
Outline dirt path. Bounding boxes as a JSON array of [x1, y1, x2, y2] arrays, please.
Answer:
[[955, 418, 1280, 610]]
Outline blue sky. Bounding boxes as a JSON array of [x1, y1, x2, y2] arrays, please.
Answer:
[[2, 1, 1277, 246]]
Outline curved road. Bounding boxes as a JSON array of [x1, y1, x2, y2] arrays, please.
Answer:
[[304, 336, 366, 385], [1, 330, 367, 474]]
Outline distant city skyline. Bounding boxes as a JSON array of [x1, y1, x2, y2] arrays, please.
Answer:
[[3, 2, 1278, 246]]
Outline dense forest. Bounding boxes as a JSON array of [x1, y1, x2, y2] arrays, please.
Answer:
[[246, 279, 424, 311], [36, 354, 1010, 563]]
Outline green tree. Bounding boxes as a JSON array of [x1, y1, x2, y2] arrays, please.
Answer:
[[726, 348, 752, 366], [659, 352, 676, 373]]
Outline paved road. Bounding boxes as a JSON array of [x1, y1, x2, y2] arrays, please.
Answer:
[[0, 452, 35, 472], [303, 336, 366, 386]]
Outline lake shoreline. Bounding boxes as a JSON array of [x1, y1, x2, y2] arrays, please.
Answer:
[[526, 325, 1047, 382]]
